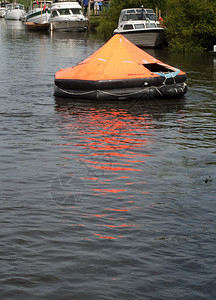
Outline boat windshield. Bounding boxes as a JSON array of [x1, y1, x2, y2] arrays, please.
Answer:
[[146, 14, 157, 21], [122, 13, 157, 21], [145, 9, 154, 13], [58, 9, 71, 15], [71, 8, 82, 14], [51, 10, 58, 17], [15, 5, 24, 9], [122, 14, 139, 21]]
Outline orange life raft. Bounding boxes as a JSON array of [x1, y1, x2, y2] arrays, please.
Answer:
[[54, 34, 187, 100]]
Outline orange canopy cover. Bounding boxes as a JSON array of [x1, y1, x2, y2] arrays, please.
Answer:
[[55, 34, 182, 81]]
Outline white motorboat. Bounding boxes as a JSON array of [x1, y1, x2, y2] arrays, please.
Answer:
[[113, 7, 165, 48], [24, 1, 52, 24], [49, 0, 88, 31], [0, 1, 9, 17], [4, 2, 26, 20]]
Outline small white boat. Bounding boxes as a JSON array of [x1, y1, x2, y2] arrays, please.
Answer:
[[113, 7, 165, 48], [24, 1, 52, 24], [4, 2, 26, 20], [0, 1, 9, 17], [49, 0, 88, 31]]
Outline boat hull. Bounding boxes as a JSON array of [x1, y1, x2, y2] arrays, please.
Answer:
[[114, 29, 165, 48], [4, 5, 25, 20], [4, 10, 24, 20], [50, 19, 87, 31]]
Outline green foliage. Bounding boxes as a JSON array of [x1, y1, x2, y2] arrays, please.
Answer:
[[165, 0, 216, 52], [17, 0, 26, 7]]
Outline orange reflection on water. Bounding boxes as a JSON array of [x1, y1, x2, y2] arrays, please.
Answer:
[[105, 208, 129, 212], [93, 214, 107, 218], [88, 164, 143, 172], [57, 106, 154, 172], [94, 234, 117, 240], [91, 188, 127, 193], [55, 103, 155, 240]]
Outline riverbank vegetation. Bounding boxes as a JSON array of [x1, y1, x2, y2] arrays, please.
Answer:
[[95, 0, 216, 52]]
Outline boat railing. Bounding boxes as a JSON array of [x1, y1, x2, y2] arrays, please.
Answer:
[[6, 3, 24, 9]]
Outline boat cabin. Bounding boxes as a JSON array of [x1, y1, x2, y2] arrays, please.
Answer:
[[50, 0, 83, 18], [117, 8, 161, 30], [50, 7, 82, 17]]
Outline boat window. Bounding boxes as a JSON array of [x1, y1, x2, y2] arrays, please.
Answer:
[[146, 14, 157, 21], [119, 11, 126, 22], [144, 63, 174, 73], [123, 24, 134, 30], [71, 8, 82, 14], [127, 10, 136, 13], [125, 14, 139, 21], [51, 10, 58, 17], [148, 23, 157, 28], [134, 24, 144, 29], [58, 9, 71, 15], [146, 9, 154, 14], [122, 15, 128, 21], [137, 13, 147, 20]]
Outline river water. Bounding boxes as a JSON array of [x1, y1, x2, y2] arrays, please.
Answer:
[[0, 19, 216, 300]]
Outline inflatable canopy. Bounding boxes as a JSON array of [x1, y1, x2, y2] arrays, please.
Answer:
[[54, 34, 187, 100]]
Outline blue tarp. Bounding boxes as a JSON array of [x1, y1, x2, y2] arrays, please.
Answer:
[[155, 70, 180, 78]]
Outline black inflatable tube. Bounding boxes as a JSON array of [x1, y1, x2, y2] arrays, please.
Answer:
[[54, 82, 188, 100], [55, 74, 187, 91]]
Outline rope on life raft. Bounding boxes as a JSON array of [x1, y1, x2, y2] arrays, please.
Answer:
[[98, 86, 162, 97], [56, 81, 186, 98], [56, 85, 163, 97], [57, 87, 96, 96]]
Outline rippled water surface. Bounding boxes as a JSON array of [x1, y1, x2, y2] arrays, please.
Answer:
[[0, 19, 216, 300]]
